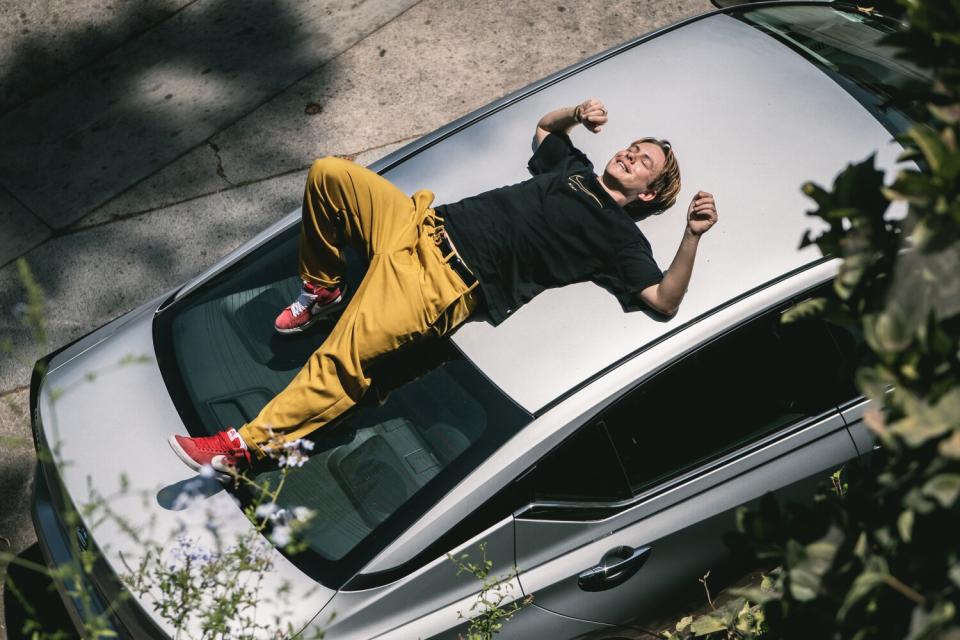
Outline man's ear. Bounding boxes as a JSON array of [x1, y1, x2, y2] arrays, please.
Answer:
[[635, 189, 657, 203]]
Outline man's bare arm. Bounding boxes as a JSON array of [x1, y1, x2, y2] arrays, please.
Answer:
[[639, 191, 718, 316], [535, 98, 608, 146]]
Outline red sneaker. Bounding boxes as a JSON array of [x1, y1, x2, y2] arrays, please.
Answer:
[[168, 428, 252, 475], [274, 282, 346, 334]]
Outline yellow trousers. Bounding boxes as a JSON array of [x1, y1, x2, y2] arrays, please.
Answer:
[[238, 157, 479, 456]]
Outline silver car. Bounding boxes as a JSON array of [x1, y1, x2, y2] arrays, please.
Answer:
[[30, 3, 921, 638]]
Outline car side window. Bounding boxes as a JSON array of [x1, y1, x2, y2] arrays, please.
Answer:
[[527, 420, 631, 504], [603, 293, 850, 494]]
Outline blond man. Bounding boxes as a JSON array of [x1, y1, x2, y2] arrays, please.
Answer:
[[169, 98, 718, 473]]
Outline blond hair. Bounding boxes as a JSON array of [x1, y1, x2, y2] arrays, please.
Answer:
[[624, 137, 681, 218]]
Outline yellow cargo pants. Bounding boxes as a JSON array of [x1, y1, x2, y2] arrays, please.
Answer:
[[238, 157, 480, 456]]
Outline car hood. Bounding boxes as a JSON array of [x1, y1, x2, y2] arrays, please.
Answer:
[[36, 300, 333, 637]]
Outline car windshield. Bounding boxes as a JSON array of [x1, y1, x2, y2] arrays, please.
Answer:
[[153, 225, 531, 588], [733, 5, 930, 137]]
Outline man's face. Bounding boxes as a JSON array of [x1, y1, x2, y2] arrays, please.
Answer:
[[603, 141, 666, 202]]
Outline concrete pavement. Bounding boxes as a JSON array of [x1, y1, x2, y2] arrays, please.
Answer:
[[0, 0, 714, 636]]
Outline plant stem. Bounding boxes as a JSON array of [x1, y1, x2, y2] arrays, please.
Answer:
[[884, 575, 926, 606]]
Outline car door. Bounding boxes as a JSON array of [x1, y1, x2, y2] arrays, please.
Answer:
[[514, 294, 863, 628]]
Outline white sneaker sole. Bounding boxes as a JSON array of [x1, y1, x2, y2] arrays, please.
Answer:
[[168, 434, 202, 471]]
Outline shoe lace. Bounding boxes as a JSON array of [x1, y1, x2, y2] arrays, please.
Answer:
[[289, 299, 309, 317], [290, 284, 323, 317], [214, 432, 250, 461]]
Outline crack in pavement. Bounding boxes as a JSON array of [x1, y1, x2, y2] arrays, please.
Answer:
[[0, 129, 422, 270], [0, 386, 28, 398], [0, 180, 53, 234], [62, 0, 431, 243], [56, 134, 422, 236], [207, 140, 234, 186]]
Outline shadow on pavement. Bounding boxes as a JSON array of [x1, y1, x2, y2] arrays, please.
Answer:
[[0, 0, 343, 394], [0, 0, 328, 229], [0, 2, 188, 118]]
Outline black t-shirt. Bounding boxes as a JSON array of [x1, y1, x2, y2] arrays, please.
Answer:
[[439, 133, 664, 326]]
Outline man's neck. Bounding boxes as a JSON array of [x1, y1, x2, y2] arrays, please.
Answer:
[[597, 173, 630, 207]]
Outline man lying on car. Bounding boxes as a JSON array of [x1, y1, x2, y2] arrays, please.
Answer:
[[169, 97, 719, 475]]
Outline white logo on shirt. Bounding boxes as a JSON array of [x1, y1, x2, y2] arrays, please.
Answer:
[[567, 174, 603, 208]]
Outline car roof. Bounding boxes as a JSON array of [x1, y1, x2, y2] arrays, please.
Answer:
[[376, 6, 906, 413]]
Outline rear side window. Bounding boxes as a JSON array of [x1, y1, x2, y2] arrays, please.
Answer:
[[529, 420, 631, 504], [604, 298, 850, 494]]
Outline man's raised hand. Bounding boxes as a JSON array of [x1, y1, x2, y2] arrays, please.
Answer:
[[687, 191, 718, 236], [576, 98, 608, 133]]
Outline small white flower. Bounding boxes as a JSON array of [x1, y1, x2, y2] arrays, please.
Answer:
[[255, 502, 279, 519], [271, 525, 292, 547], [279, 450, 308, 468], [199, 465, 216, 479], [283, 438, 315, 452], [293, 506, 314, 522]]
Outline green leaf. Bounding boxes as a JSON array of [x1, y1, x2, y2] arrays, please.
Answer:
[[689, 614, 729, 636], [730, 586, 777, 605], [904, 487, 937, 515], [789, 567, 820, 602], [898, 509, 915, 542], [906, 601, 957, 640], [781, 297, 827, 324], [854, 532, 869, 559], [928, 101, 960, 124], [906, 124, 950, 173], [911, 216, 939, 250], [898, 145, 925, 163], [856, 365, 896, 404], [864, 309, 913, 355], [883, 171, 936, 206], [838, 558, 889, 622], [787, 526, 843, 601], [890, 388, 960, 447], [949, 563, 960, 589], [735, 600, 763, 634], [761, 573, 775, 592], [922, 473, 960, 508], [938, 431, 960, 459]]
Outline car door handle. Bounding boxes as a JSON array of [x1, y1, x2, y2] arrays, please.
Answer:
[[577, 545, 652, 592]]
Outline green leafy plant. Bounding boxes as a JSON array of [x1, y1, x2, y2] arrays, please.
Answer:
[[667, 1, 960, 637], [448, 542, 533, 640], [1, 260, 324, 639]]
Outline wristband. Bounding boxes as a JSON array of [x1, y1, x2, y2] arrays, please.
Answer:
[[573, 105, 583, 124]]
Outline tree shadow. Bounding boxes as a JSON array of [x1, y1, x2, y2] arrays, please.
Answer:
[[0, 1, 189, 118], [0, 0, 332, 229], [0, 0, 345, 391]]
